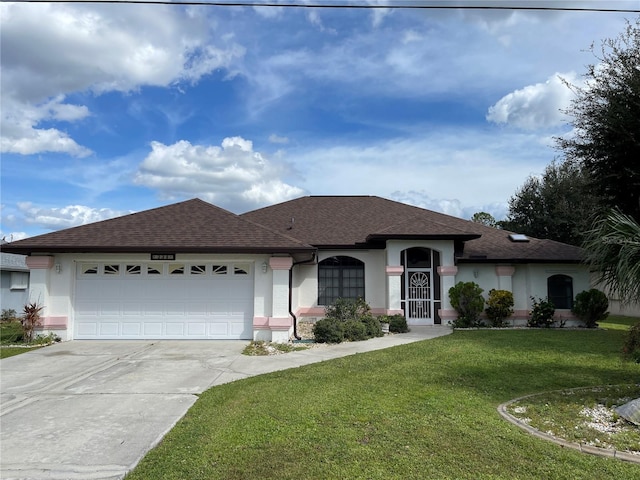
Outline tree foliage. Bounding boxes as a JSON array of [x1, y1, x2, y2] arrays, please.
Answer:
[[471, 212, 497, 228], [448, 282, 484, 327], [501, 161, 600, 245], [557, 18, 640, 223], [582, 209, 640, 304]]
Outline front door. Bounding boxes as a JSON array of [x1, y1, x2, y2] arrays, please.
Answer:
[[406, 270, 434, 325], [401, 248, 441, 325]]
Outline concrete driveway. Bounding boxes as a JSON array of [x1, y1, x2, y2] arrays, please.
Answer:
[[0, 326, 451, 480]]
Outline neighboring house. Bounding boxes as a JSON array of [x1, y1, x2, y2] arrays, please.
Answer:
[[0, 248, 30, 313], [1, 196, 590, 341]]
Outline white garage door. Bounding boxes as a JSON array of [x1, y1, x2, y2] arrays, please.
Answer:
[[74, 262, 254, 339]]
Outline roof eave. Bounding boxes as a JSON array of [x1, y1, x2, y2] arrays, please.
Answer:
[[366, 233, 482, 242], [456, 257, 585, 264], [1, 245, 316, 256]]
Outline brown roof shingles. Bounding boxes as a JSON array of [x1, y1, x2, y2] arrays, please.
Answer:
[[2, 199, 313, 255], [242, 196, 584, 263], [2, 196, 584, 263]]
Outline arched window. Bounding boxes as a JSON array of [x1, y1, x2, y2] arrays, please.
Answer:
[[547, 274, 574, 309], [318, 256, 365, 306]]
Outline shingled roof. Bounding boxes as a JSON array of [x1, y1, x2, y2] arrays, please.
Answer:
[[242, 196, 584, 263], [1, 199, 313, 255], [2, 196, 584, 263]]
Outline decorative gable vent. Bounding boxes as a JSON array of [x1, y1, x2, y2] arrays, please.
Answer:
[[508, 233, 530, 242]]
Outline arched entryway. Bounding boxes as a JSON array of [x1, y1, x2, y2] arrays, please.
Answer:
[[401, 247, 442, 325]]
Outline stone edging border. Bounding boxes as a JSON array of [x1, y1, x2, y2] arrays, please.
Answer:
[[497, 387, 640, 464]]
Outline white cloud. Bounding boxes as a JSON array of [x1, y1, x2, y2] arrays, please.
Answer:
[[16, 203, 131, 230], [286, 126, 549, 219], [486, 72, 580, 130], [390, 191, 509, 221], [1, 95, 92, 157], [134, 136, 304, 212], [0, 3, 245, 156], [269, 134, 290, 144]]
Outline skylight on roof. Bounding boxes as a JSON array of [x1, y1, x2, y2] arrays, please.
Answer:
[[509, 233, 530, 242]]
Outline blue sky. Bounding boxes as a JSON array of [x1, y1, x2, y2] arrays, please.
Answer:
[[1, 1, 638, 240]]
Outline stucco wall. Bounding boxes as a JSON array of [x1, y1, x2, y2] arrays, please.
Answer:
[[293, 250, 387, 315], [456, 263, 591, 319]]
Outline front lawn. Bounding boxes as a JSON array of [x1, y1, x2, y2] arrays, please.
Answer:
[[0, 320, 55, 358], [127, 317, 640, 480]]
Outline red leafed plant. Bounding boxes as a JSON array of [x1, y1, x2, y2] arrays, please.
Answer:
[[21, 302, 44, 343]]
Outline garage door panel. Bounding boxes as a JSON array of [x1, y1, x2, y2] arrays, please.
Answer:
[[143, 322, 163, 336], [165, 322, 185, 336], [187, 323, 207, 336], [122, 322, 142, 336], [99, 322, 119, 336], [74, 263, 254, 339], [77, 322, 98, 336]]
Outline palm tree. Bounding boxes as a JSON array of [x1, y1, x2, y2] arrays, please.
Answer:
[[583, 209, 640, 304]]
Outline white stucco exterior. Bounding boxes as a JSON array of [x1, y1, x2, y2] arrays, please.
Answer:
[[25, 245, 594, 342]]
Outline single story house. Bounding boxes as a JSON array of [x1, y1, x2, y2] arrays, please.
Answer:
[[0, 248, 30, 313], [1, 196, 589, 341]]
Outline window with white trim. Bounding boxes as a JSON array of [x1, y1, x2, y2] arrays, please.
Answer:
[[82, 264, 98, 275], [191, 265, 207, 275], [317, 256, 365, 306], [169, 264, 185, 275], [234, 264, 250, 275], [126, 265, 142, 275], [212, 265, 227, 275], [10, 272, 29, 290], [104, 264, 120, 275], [147, 265, 162, 275], [547, 274, 574, 309]]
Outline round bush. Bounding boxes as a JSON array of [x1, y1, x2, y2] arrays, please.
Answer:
[[485, 289, 514, 328], [361, 315, 383, 338], [572, 289, 609, 328], [388, 314, 409, 333], [313, 318, 344, 343], [343, 320, 368, 342], [449, 282, 484, 327], [528, 297, 555, 328]]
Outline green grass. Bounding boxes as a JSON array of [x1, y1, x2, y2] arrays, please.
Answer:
[[508, 384, 640, 452], [127, 316, 640, 479], [0, 321, 24, 345], [0, 320, 56, 358], [0, 346, 41, 359]]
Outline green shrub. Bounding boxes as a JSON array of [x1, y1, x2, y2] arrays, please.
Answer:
[[388, 314, 409, 333], [572, 289, 609, 328], [528, 297, 555, 328], [449, 282, 484, 327], [317, 298, 383, 343], [1, 309, 18, 323], [361, 315, 383, 338], [325, 297, 370, 322], [623, 322, 640, 363], [343, 320, 368, 342], [313, 318, 345, 343], [0, 321, 24, 344], [485, 289, 514, 327]]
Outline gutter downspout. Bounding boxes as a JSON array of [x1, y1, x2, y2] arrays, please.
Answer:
[[289, 253, 317, 340]]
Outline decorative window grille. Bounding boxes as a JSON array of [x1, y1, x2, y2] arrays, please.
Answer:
[[317, 256, 365, 306]]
